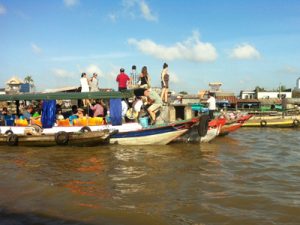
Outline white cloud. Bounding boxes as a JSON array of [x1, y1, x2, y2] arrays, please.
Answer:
[[122, 0, 157, 21], [108, 13, 117, 22], [50, 52, 130, 62], [84, 64, 104, 77], [139, 0, 157, 21], [279, 66, 299, 75], [31, 43, 42, 55], [128, 31, 217, 62], [53, 68, 75, 78], [170, 72, 180, 84], [63, 0, 79, 8], [230, 43, 261, 60], [0, 4, 7, 15]]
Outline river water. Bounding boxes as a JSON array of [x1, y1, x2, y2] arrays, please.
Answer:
[[0, 128, 299, 225]]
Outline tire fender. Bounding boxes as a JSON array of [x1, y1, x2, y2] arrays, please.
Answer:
[[293, 119, 299, 127], [80, 126, 91, 133], [198, 115, 209, 137], [6, 134, 18, 146], [55, 131, 69, 145], [260, 120, 267, 127], [4, 130, 13, 135]]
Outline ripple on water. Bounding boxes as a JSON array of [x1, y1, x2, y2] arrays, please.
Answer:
[[0, 128, 300, 224]]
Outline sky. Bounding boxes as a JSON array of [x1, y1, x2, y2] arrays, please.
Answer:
[[0, 0, 300, 94]]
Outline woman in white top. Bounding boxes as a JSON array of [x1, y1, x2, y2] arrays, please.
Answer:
[[80, 73, 89, 107]]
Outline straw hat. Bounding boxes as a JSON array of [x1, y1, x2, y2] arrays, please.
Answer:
[[126, 108, 138, 120]]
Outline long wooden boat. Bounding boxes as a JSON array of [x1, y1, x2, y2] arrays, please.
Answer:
[[174, 116, 225, 143], [242, 117, 300, 128], [0, 90, 207, 145], [219, 122, 242, 136], [0, 129, 112, 147], [110, 118, 200, 145]]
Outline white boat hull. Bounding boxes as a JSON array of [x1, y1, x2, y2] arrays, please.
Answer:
[[110, 129, 187, 145]]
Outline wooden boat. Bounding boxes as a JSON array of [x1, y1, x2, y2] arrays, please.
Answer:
[[242, 117, 300, 128], [219, 121, 242, 136], [174, 116, 225, 143], [0, 91, 207, 145], [110, 118, 200, 145], [0, 129, 112, 147]]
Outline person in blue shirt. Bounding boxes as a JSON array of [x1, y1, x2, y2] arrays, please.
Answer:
[[22, 105, 34, 122]]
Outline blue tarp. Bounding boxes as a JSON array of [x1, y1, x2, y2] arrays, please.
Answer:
[[41, 100, 56, 128], [109, 99, 122, 126]]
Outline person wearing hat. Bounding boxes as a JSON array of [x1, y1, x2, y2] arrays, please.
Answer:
[[116, 68, 130, 91], [90, 73, 99, 92], [174, 95, 183, 104]]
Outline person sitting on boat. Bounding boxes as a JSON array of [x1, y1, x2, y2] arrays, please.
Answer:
[[22, 105, 34, 122], [121, 99, 128, 119], [76, 108, 85, 119], [88, 99, 104, 117], [143, 88, 163, 124], [126, 96, 143, 121], [56, 108, 64, 120], [68, 105, 79, 125], [0, 107, 8, 126]]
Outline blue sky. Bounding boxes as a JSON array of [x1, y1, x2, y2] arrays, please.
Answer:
[[0, 0, 300, 94]]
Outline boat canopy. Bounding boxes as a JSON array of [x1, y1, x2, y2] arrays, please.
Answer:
[[0, 90, 134, 101]]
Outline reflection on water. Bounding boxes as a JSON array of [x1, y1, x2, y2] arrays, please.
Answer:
[[0, 128, 300, 224]]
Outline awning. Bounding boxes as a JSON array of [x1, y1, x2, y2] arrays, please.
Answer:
[[0, 90, 133, 101]]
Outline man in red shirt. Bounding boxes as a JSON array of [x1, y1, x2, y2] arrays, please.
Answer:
[[116, 68, 130, 91]]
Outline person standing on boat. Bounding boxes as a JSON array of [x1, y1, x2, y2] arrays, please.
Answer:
[[80, 73, 90, 107], [116, 68, 130, 91], [207, 92, 216, 120], [89, 73, 99, 92], [138, 66, 151, 88], [129, 65, 138, 88], [160, 63, 169, 105]]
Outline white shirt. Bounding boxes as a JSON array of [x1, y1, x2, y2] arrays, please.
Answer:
[[207, 96, 216, 110], [133, 99, 143, 112], [80, 77, 89, 92], [121, 100, 128, 117]]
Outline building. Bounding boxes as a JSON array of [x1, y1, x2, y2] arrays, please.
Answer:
[[5, 77, 24, 94], [257, 91, 292, 99], [0, 88, 5, 95], [240, 90, 256, 99]]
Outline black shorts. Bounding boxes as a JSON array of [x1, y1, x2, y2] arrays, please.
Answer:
[[161, 81, 169, 88]]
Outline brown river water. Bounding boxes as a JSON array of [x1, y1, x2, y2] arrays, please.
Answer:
[[0, 128, 299, 225]]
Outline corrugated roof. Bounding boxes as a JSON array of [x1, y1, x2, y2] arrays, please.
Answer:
[[259, 98, 281, 104], [216, 96, 238, 104], [237, 99, 260, 103], [6, 77, 23, 85]]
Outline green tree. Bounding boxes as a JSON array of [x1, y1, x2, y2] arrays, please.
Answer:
[[24, 75, 34, 84], [254, 86, 265, 92], [279, 85, 286, 92], [179, 91, 188, 95], [24, 75, 35, 91]]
